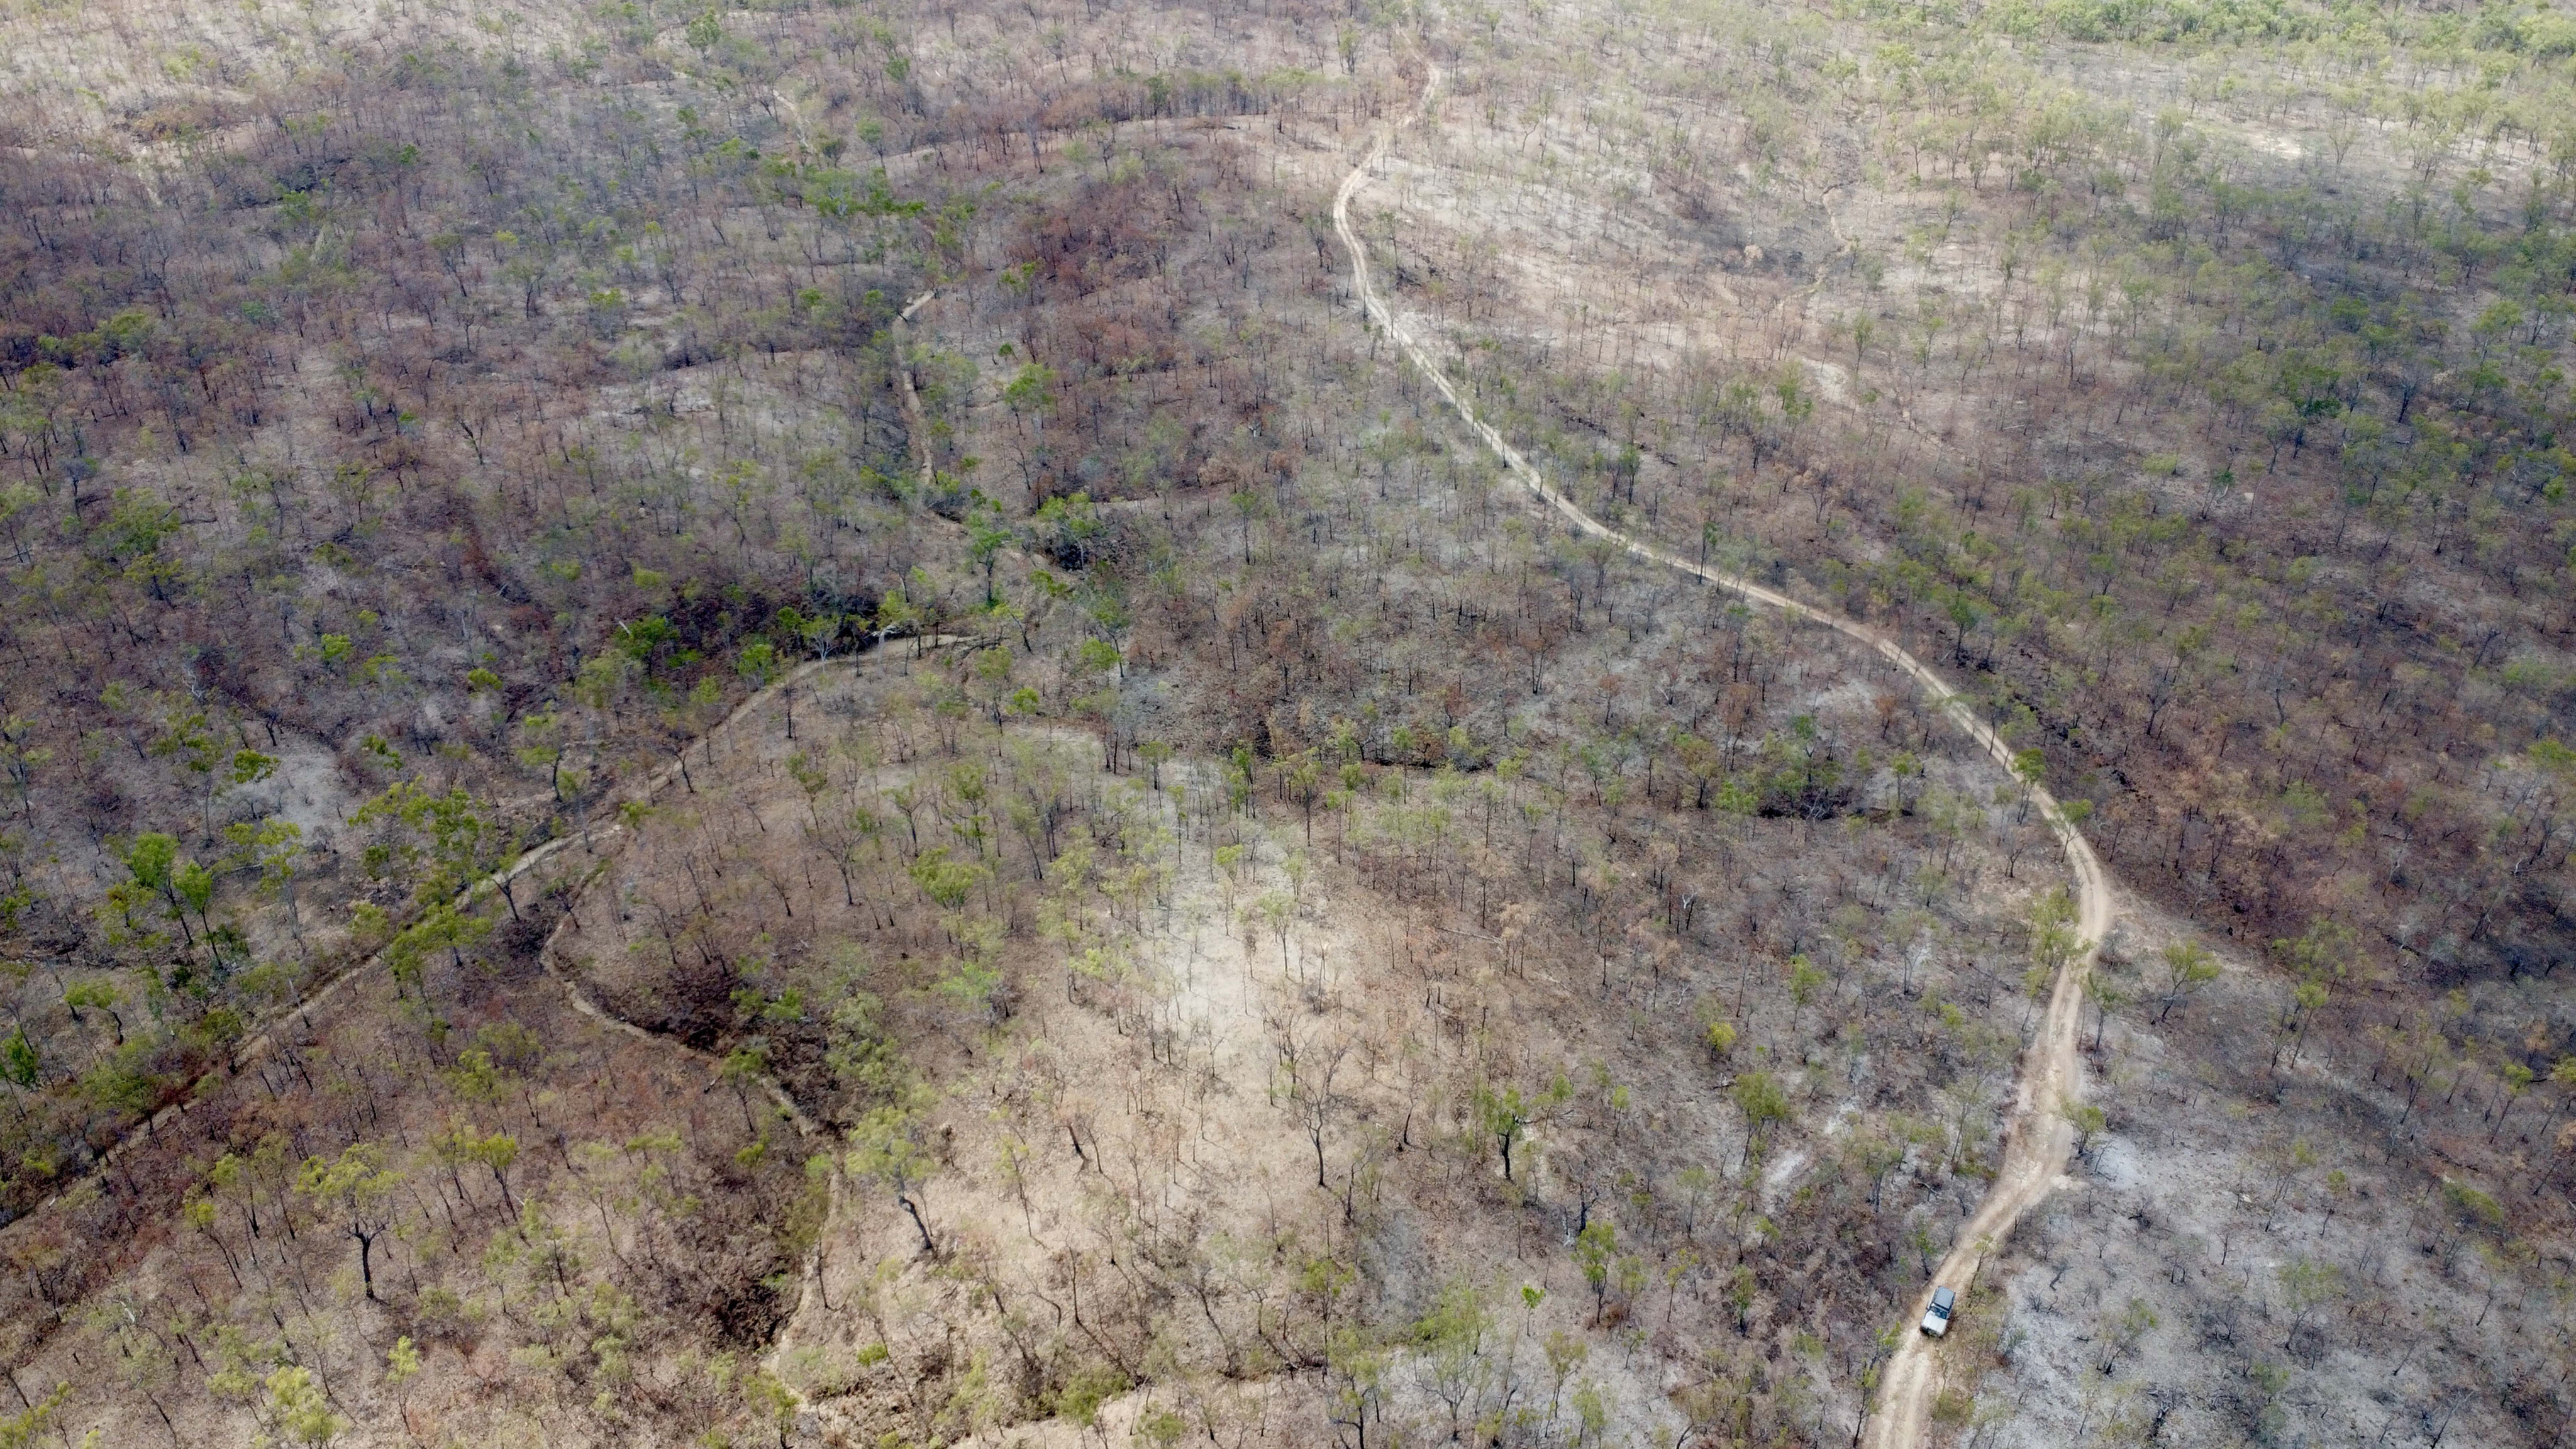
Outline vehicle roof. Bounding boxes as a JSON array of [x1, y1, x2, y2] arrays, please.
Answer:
[[1931, 1287, 1955, 1303]]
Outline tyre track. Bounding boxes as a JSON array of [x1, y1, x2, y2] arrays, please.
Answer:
[[1331, 65, 2107, 1448]]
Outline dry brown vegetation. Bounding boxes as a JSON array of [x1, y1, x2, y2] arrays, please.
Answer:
[[1331, 6, 2576, 1441], [418, 628, 2085, 1447], [0, 847, 821, 1448], [1, 0, 2573, 1441], [0, 621, 2104, 1446]]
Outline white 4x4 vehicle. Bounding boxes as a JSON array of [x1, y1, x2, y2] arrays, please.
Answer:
[[1919, 1286, 1957, 1336]]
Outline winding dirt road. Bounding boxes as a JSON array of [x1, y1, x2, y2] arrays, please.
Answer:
[[1333, 67, 2112, 1448]]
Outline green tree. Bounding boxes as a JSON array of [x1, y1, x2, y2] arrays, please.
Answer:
[[934, 912, 1008, 1025], [1575, 1219, 1619, 1324], [516, 709, 570, 801], [2151, 940, 2219, 1023], [1411, 1282, 1492, 1441], [908, 847, 985, 911], [2089, 977, 2130, 1052], [62, 979, 125, 1045], [1253, 889, 1297, 972], [2277, 1258, 2342, 1349], [352, 782, 506, 902], [1703, 1019, 1739, 1058], [385, 1336, 421, 1421], [848, 1104, 940, 1255], [1472, 1075, 1570, 1182], [435, 1123, 519, 1216], [225, 818, 306, 936], [119, 831, 205, 946], [385, 903, 494, 996], [964, 496, 1014, 606], [0, 1382, 67, 1448], [874, 584, 926, 648], [295, 1143, 403, 1301], [1324, 1325, 1389, 1449], [0, 1028, 38, 1089], [2272, 979, 2329, 1072], [260, 1365, 347, 1447], [2010, 747, 2046, 821], [1732, 1070, 1790, 1169], [2024, 887, 2084, 1033], [2060, 1097, 2107, 1159]]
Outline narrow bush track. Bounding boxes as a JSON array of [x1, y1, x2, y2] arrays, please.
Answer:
[[1, 648, 886, 1430], [535, 855, 843, 1394], [1333, 65, 2111, 1449], [0, 655, 879, 1413]]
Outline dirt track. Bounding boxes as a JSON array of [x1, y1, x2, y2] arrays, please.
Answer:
[[1332, 67, 2112, 1448], [0, 653, 848, 1242]]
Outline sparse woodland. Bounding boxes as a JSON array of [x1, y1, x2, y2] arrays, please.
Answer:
[[0, 0, 2570, 1442], [1355, 4, 2576, 1440]]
